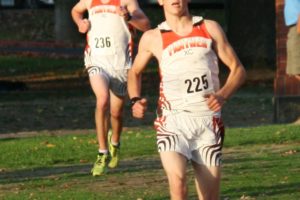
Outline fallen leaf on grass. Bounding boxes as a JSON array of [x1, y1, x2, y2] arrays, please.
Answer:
[[281, 150, 297, 156], [41, 141, 56, 148], [240, 194, 256, 200], [46, 143, 56, 148], [88, 139, 97, 144], [62, 184, 70, 189]]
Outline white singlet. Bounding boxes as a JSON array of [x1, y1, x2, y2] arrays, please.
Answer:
[[157, 16, 220, 116], [84, 0, 133, 70]]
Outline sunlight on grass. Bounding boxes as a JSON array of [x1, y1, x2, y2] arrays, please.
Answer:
[[0, 124, 299, 199]]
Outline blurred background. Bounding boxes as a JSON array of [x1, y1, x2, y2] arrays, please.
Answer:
[[0, 0, 298, 134], [0, 0, 276, 69]]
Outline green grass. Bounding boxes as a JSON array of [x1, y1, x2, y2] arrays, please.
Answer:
[[0, 124, 299, 200], [0, 55, 83, 77], [0, 128, 156, 170], [0, 55, 160, 79], [222, 125, 300, 200]]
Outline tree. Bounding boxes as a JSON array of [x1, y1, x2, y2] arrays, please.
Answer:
[[225, 0, 276, 70], [54, 0, 84, 43]]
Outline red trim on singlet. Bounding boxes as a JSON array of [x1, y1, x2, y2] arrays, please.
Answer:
[[161, 21, 212, 49], [90, 0, 120, 9], [128, 25, 135, 56], [85, 34, 90, 50]]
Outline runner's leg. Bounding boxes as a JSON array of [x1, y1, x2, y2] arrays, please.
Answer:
[[192, 162, 221, 200], [160, 151, 188, 200], [109, 91, 125, 145], [89, 74, 110, 151]]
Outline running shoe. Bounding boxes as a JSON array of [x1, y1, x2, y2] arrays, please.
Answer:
[[108, 131, 120, 168], [91, 153, 109, 176]]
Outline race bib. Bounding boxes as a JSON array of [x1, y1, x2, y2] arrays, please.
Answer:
[[179, 70, 214, 103], [90, 35, 116, 56]]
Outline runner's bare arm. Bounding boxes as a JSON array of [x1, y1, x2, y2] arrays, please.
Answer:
[[71, 0, 91, 33], [205, 20, 246, 111], [122, 0, 151, 31], [128, 30, 155, 98], [128, 30, 157, 118]]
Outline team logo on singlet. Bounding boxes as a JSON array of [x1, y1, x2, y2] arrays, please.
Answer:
[[90, 5, 117, 15], [167, 37, 209, 57]]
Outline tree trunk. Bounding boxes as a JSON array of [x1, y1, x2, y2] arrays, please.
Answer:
[[54, 0, 84, 43]]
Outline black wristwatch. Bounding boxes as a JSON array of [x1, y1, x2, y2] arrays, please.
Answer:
[[130, 97, 142, 107], [125, 13, 132, 21]]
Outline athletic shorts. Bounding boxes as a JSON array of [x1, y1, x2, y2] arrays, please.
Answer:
[[286, 25, 300, 75], [154, 110, 225, 167], [87, 66, 128, 97]]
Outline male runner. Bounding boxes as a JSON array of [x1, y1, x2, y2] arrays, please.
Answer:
[[71, 0, 150, 176], [128, 0, 246, 199]]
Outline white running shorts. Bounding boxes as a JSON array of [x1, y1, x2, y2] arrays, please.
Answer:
[[154, 111, 225, 166], [87, 66, 128, 97]]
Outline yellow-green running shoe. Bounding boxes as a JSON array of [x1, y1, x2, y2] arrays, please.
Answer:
[[108, 131, 120, 168], [91, 154, 109, 176]]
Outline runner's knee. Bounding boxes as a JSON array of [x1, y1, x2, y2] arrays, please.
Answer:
[[169, 176, 187, 199], [110, 108, 123, 119], [96, 99, 109, 112]]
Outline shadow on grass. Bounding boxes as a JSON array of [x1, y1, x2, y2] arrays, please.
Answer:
[[0, 80, 27, 91], [222, 182, 300, 199], [0, 157, 161, 184]]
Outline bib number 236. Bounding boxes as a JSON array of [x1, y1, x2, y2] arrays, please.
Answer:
[[91, 36, 115, 55], [94, 37, 111, 48]]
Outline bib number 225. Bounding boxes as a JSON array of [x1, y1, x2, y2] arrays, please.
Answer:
[[184, 74, 209, 93]]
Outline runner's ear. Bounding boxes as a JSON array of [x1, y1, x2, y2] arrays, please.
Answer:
[[157, 0, 163, 6]]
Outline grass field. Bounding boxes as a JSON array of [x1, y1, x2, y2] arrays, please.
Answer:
[[0, 55, 83, 78], [0, 124, 299, 200]]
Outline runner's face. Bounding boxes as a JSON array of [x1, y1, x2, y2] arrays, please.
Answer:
[[158, 0, 189, 16]]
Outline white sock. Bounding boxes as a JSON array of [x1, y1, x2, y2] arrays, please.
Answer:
[[98, 149, 108, 155], [111, 141, 119, 147]]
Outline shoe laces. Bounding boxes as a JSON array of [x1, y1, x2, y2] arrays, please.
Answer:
[[96, 154, 108, 164]]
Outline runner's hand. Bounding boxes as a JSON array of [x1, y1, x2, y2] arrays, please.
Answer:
[[132, 98, 147, 119], [117, 6, 132, 21], [205, 93, 226, 112], [78, 19, 90, 33]]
